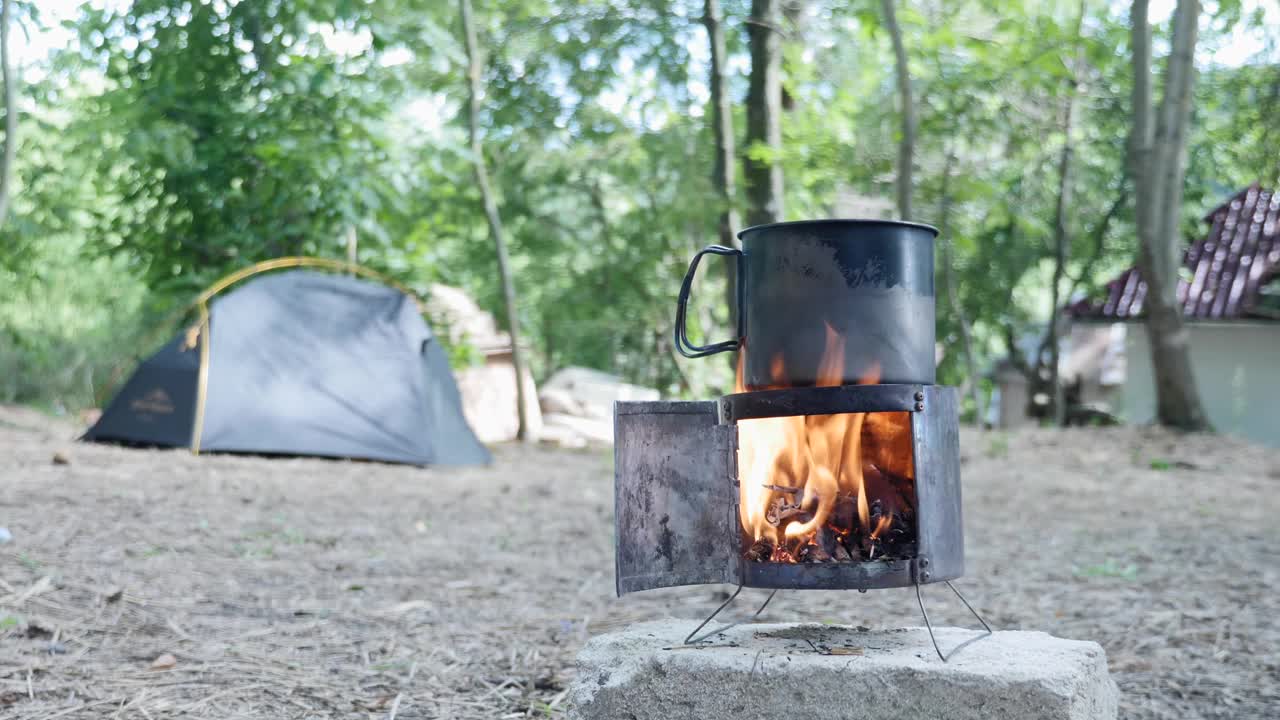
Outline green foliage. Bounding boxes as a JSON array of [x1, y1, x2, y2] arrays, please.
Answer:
[[1, 0, 1277, 412], [0, 69, 151, 409], [0, 252, 149, 409], [71, 0, 409, 293]]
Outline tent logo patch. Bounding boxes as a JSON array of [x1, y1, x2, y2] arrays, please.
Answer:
[[131, 388, 175, 415]]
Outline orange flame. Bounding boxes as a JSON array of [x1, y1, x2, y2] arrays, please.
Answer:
[[736, 324, 910, 562]]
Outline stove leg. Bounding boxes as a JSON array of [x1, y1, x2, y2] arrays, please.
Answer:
[[914, 580, 993, 662], [684, 585, 780, 645]]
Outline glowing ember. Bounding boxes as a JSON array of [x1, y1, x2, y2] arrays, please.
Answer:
[[736, 324, 916, 563]]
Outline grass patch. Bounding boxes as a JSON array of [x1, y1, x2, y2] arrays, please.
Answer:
[[1074, 558, 1139, 580], [985, 433, 1010, 459]]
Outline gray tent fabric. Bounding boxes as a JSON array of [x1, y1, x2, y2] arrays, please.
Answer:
[[85, 269, 491, 466], [82, 334, 201, 447]]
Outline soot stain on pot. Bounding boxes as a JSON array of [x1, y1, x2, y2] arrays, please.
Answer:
[[842, 256, 898, 290], [766, 234, 899, 291], [767, 237, 842, 289]]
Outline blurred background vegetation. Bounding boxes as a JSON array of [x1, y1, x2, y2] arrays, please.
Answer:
[[0, 0, 1276, 417]]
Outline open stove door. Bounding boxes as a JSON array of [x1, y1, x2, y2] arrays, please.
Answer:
[[614, 401, 739, 596]]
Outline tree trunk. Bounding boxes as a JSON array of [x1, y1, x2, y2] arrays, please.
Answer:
[[0, 0, 15, 228], [345, 225, 358, 269], [938, 151, 983, 426], [1128, 0, 1210, 431], [1128, 0, 1153, 221], [1047, 6, 1085, 427], [1152, 0, 1198, 264], [704, 0, 743, 358], [459, 0, 531, 441], [704, 0, 740, 252], [880, 0, 913, 220], [744, 0, 783, 227]]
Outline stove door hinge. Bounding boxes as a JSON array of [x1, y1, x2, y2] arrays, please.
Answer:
[[913, 555, 932, 583], [716, 424, 743, 586], [714, 423, 739, 487]]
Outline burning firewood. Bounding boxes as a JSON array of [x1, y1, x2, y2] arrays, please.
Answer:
[[736, 375, 924, 565], [765, 496, 810, 528], [798, 542, 832, 563], [745, 540, 774, 563], [816, 525, 840, 557]]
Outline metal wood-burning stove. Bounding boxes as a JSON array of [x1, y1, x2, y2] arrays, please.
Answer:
[[613, 220, 991, 660]]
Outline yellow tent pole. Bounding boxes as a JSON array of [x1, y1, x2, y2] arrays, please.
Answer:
[[95, 256, 426, 408], [193, 256, 421, 308], [190, 301, 211, 455]]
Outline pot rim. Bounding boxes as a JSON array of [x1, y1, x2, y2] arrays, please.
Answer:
[[738, 218, 940, 238]]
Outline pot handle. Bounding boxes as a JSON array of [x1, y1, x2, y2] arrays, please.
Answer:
[[674, 245, 744, 358]]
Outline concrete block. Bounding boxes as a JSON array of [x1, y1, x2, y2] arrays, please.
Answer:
[[569, 621, 1117, 720]]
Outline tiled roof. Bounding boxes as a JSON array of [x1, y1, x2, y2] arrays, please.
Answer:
[[1068, 185, 1280, 320]]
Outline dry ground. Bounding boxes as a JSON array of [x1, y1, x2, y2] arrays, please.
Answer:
[[1, 404, 1278, 719]]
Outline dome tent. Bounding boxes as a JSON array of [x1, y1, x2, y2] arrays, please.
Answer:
[[84, 258, 491, 466]]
